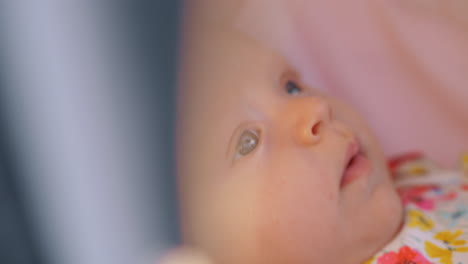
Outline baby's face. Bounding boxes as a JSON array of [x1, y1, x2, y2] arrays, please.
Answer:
[[178, 29, 403, 263]]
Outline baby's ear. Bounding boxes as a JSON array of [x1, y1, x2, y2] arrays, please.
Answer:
[[158, 246, 214, 264]]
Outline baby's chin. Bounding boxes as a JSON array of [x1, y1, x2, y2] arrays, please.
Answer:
[[364, 183, 404, 258], [337, 180, 403, 264]]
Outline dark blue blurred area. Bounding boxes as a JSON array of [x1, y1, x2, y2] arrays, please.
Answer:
[[0, 41, 44, 264], [115, 0, 182, 245], [0, 1, 181, 263], [0, 136, 43, 264]]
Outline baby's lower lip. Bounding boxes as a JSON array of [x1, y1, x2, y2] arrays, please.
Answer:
[[340, 154, 372, 188]]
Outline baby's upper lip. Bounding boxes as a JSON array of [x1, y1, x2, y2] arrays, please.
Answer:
[[340, 140, 361, 187], [344, 139, 360, 169]]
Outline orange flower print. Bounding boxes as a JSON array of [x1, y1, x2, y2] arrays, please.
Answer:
[[377, 246, 433, 264]]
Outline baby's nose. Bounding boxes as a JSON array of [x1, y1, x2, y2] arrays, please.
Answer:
[[286, 97, 331, 145]]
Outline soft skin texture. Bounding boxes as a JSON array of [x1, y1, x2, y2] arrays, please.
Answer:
[[177, 11, 403, 264], [236, 0, 468, 167]]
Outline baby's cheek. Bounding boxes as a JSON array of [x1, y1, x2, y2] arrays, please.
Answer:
[[254, 175, 340, 262]]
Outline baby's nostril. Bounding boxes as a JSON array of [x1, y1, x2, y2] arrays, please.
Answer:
[[311, 121, 322, 136]]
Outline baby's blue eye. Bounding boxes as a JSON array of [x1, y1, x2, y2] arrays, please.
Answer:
[[285, 81, 302, 95]]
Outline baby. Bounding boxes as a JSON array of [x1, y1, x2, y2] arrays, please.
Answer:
[[174, 2, 468, 264]]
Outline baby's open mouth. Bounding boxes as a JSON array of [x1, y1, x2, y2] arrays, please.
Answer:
[[346, 153, 359, 169], [340, 141, 372, 188]]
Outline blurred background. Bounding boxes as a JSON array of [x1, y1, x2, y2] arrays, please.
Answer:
[[3, 0, 468, 263], [0, 1, 181, 264]]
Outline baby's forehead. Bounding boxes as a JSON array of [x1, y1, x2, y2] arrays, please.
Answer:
[[180, 33, 294, 114], [177, 29, 299, 169]]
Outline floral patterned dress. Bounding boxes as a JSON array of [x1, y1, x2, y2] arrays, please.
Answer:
[[364, 152, 468, 264]]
